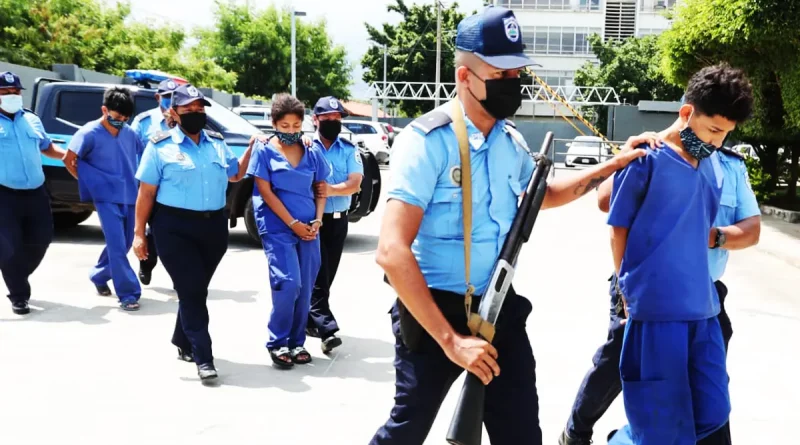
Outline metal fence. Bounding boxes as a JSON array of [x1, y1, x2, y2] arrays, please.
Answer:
[[548, 137, 630, 177]]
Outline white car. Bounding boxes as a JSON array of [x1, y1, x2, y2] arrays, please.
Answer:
[[232, 105, 273, 132], [565, 136, 611, 167], [342, 120, 391, 164]]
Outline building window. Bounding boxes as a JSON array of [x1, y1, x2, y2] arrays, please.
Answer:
[[496, 0, 601, 12], [636, 28, 665, 36], [522, 26, 602, 55], [639, 0, 677, 12], [531, 70, 576, 86]]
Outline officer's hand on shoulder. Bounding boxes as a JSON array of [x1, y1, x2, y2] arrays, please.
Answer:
[[443, 334, 500, 386], [612, 131, 660, 169], [301, 134, 313, 148]]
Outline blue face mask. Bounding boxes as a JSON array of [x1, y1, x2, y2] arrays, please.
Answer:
[[160, 97, 172, 110], [275, 131, 303, 146], [107, 114, 126, 129], [680, 109, 718, 161]]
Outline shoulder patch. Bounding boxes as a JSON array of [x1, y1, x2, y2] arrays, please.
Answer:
[[409, 110, 452, 135], [149, 131, 171, 144], [718, 146, 745, 161], [206, 131, 224, 140], [354, 148, 363, 165]]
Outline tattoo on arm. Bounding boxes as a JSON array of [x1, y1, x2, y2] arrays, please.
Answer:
[[573, 175, 608, 196]]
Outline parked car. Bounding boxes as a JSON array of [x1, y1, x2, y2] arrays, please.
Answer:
[[342, 120, 391, 164], [564, 135, 611, 167], [29, 78, 382, 242], [232, 105, 273, 132]]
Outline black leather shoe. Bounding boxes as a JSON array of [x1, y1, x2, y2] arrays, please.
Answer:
[[177, 348, 194, 363], [197, 362, 218, 381], [11, 301, 30, 315], [95, 284, 112, 297], [321, 335, 343, 354], [138, 265, 152, 286], [559, 429, 592, 445], [305, 326, 320, 338]]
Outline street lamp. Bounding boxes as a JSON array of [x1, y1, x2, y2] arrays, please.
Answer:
[[291, 7, 307, 98]]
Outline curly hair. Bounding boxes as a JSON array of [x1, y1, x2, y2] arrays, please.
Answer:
[[684, 63, 754, 123], [103, 86, 134, 118], [271, 93, 305, 123]]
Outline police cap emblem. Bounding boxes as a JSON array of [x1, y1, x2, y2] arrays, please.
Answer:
[[167, 80, 176, 89], [449, 166, 462, 186], [4, 73, 14, 83], [329, 98, 339, 109], [187, 86, 199, 97], [504, 17, 520, 43]]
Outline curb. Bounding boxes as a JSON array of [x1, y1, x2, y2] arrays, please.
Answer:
[[760, 205, 800, 223]]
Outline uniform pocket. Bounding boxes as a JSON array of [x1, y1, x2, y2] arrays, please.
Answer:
[[426, 186, 463, 239], [211, 159, 230, 192], [720, 193, 737, 209]]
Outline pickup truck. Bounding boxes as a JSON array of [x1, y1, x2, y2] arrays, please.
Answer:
[[30, 78, 382, 243]]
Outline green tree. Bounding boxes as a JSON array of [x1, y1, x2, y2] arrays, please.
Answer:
[[659, 0, 800, 204], [573, 34, 684, 132], [195, 2, 351, 104], [360, 0, 467, 117], [0, 0, 237, 91]]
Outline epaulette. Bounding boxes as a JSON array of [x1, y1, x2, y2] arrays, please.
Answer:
[[717, 146, 745, 161], [409, 110, 452, 135], [339, 137, 355, 147], [504, 123, 532, 155], [149, 131, 171, 144], [504, 118, 516, 128], [206, 130, 224, 140], [22, 108, 35, 115]]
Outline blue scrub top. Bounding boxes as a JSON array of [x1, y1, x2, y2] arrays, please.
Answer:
[[314, 135, 363, 213], [135, 126, 239, 211], [608, 145, 724, 322], [0, 110, 52, 190], [68, 119, 143, 205], [708, 150, 760, 281], [247, 140, 331, 235], [387, 101, 534, 296]]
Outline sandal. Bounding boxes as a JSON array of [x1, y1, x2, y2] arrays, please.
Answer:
[[120, 301, 140, 311], [290, 346, 312, 364], [269, 346, 294, 369]]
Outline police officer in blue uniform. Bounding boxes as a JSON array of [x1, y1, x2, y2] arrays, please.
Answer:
[[0, 71, 67, 315], [305, 96, 364, 353], [133, 84, 253, 382], [559, 98, 761, 445], [370, 7, 646, 444], [130, 79, 180, 285]]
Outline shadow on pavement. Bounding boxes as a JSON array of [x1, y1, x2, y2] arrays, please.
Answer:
[[344, 234, 379, 255], [148, 286, 260, 303], [0, 296, 176, 324]]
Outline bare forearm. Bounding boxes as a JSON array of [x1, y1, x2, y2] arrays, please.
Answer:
[[261, 188, 297, 226], [543, 159, 621, 210], [134, 189, 156, 236], [230, 147, 253, 182], [315, 196, 325, 221], [329, 177, 362, 196], [597, 176, 614, 213], [710, 216, 761, 250], [42, 145, 66, 160], [610, 226, 628, 275], [378, 244, 457, 348]]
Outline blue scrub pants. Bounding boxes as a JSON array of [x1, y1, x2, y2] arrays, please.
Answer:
[[90, 202, 140, 303], [0, 185, 52, 304], [370, 289, 542, 445], [262, 231, 321, 349], [152, 206, 228, 366], [619, 317, 730, 445]]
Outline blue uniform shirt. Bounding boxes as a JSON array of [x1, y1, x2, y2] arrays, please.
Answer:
[[68, 119, 143, 205], [0, 110, 52, 190], [608, 146, 724, 321], [131, 108, 170, 149], [708, 150, 760, 281], [135, 126, 239, 211], [315, 135, 363, 213], [247, 140, 331, 235], [387, 102, 534, 296]]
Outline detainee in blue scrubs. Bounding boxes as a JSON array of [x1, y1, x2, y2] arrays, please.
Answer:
[[133, 84, 253, 382], [247, 93, 330, 369], [607, 64, 754, 445], [0, 71, 67, 315], [63, 87, 144, 311], [130, 78, 180, 285]]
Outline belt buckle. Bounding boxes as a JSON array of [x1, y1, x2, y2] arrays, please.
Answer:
[[333, 212, 341, 219]]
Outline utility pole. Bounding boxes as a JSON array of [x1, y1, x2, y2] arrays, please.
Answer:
[[290, 7, 306, 98], [383, 44, 388, 117], [435, 0, 442, 107]]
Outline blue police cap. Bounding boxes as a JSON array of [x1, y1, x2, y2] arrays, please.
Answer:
[[313, 96, 348, 117], [0, 71, 24, 90], [157, 79, 180, 95], [456, 6, 539, 70], [171, 84, 210, 107]]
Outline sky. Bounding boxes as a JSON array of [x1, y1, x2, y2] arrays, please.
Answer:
[[114, 0, 488, 99]]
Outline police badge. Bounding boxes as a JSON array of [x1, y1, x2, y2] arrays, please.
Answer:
[[449, 165, 462, 186]]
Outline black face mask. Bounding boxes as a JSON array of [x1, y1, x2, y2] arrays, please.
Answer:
[[178, 112, 207, 135], [318, 119, 342, 140], [467, 70, 522, 120]]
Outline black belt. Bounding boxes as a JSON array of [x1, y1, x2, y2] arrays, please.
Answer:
[[323, 210, 349, 219], [156, 203, 224, 219], [0, 184, 44, 195]]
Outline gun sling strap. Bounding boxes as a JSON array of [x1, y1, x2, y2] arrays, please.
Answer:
[[450, 99, 496, 343]]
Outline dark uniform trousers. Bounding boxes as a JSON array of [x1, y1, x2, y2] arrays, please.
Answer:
[[307, 212, 349, 338], [370, 288, 543, 445], [151, 205, 228, 366], [0, 185, 53, 303], [566, 279, 733, 444]]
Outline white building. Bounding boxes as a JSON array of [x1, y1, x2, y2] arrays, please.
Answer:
[[493, 0, 677, 87]]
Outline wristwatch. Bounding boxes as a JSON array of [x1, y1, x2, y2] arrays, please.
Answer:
[[712, 228, 727, 249]]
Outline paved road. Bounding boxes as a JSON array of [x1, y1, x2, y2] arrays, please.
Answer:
[[1, 168, 797, 444]]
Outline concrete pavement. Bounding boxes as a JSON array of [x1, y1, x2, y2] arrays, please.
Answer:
[[1, 168, 797, 444]]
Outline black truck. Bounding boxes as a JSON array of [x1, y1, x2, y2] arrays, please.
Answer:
[[30, 78, 382, 243]]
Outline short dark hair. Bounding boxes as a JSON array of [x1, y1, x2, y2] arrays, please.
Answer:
[[271, 93, 305, 123], [103, 87, 134, 117], [684, 63, 753, 124]]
